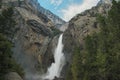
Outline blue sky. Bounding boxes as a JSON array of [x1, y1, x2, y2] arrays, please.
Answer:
[[38, 0, 100, 22]]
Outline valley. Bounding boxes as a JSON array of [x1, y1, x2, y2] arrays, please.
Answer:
[[0, 0, 120, 80]]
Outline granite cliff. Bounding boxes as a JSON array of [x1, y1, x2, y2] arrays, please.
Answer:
[[26, 0, 66, 28], [1, 0, 63, 80], [62, 0, 112, 78], [63, 0, 120, 80], [0, 0, 116, 80]]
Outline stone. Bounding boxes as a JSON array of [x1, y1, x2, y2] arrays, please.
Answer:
[[5, 72, 23, 80], [62, 1, 112, 78], [27, 19, 52, 36]]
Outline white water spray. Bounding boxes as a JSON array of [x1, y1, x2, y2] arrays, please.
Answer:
[[43, 34, 65, 80]]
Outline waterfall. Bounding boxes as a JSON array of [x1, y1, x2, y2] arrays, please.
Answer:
[[43, 34, 65, 80]]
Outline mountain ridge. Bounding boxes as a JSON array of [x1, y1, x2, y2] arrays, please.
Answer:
[[28, 0, 66, 28]]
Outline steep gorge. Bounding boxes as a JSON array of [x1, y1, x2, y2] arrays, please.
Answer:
[[0, 0, 65, 80], [0, 0, 118, 80]]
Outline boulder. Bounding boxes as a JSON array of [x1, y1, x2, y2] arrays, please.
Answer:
[[5, 72, 23, 80]]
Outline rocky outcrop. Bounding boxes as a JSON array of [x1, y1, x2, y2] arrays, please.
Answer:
[[62, 1, 112, 78], [27, 20, 52, 36], [13, 7, 50, 76], [5, 72, 23, 80], [26, 0, 66, 28], [98, 0, 112, 5], [59, 23, 69, 32], [1, 0, 62, 80]]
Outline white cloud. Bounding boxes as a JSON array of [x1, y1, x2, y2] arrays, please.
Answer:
[[61, 0, 100, 21], [50, 0, 63, 6]]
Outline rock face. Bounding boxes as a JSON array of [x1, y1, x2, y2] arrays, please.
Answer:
[[1, 0, 113, 80], [27, 20, 52, 36], [98, 0, 119, 5], [26, 0, 66, 28], [1, 0, 61, 80], [98, 0, 112, 5], [62, 1, 112, 77], [5, 72, 23, 80], [42, 35, 59, 71], [59, 23, 69, 32]]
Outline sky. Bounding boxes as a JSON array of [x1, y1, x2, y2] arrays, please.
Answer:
[[38, 0, 100, 22]]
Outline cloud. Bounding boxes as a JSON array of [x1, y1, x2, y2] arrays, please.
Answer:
[[50, 0, 63, 6], [61, 0, 100, 21]]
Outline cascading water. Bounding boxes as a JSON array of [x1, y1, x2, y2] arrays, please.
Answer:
[[43, 34, 65, 80]]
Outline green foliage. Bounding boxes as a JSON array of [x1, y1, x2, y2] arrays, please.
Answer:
[[0, 4, 1, 9], [18, 0, 21, 7], [0, 7, 15, 38], [65, 66, 73, 80], [0, 34, 24, 79], [67, 1, 120, 80], [51, 27, 62, 37], [0, 7, 24, 79], [0, 0, 2, 8], [71, 48, 82, 80]]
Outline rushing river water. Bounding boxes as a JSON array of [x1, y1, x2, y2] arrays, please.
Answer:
[[43, 34, 65, 80]]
